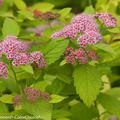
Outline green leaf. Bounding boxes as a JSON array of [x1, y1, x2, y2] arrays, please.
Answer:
[[30, 2, 54, 12], [32, 81, 48, 92], [44, 74, 56, 85], [98, 93, 120, 118], [106, 87, 120, 100], [0, 102, 8, 114], [2, 18, 20, 37], [49, 94, 66, 103], [71, 102, 98, 120], [14, 0, 26, 10], [20, 64, 34, 74], [46, 79, 65, 94], [94, 43, 115, 54], [3, 76, 19, 93], [18, 10, 34, 20], [56, 118, 70, 120], [59, 8, 72, 19], [0, 81, 6, 92], [108, 27, 120, 33], [22, 99, 52, 120], [43, 39, 69, 65], [73, 64, 102, 106], [56, 64, 73, 84], [0, 94, 13, 104], [60, 60, 67, 66], [84, 5, 95, 14], [52, 110, 71, 118]]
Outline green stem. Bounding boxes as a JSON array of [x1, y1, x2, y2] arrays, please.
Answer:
[[10, 61, 23, 95], [48, 20, 53, 31], [95, 101, 100, 120], [89, 0, 92, 5]]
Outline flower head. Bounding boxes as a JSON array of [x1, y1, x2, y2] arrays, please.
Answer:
[[64, 47, 99, 64], [1, 35, 46, 67], [94, 12, 117, 27], [13, 94, 22, 106], [51, 13, 102, 47], [29, 51, 46, 67], [0, 61, 8, 79], [2, 36, 25, 59]]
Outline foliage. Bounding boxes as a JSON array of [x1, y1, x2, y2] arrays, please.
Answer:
[[0, 0, 120, 120]]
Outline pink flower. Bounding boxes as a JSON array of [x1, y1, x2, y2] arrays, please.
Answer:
[[0, 61, 8, 79], [87, 49, 99, 61], [12, 52, 30, 67], [64, 47, 99, 64], [24, 87, 51, 102], [43, 92, 51, 101], [51, 13, 102, 47], [2, 36, 25, 59], [94, 12, 117, 27], [13, 94, 22, 106], [1, 35, 46, 67], [77, 30, 102, 47], [0, 0, 2, 6], [29, 51, 46, 67], [51, 24, 77, 39], [64, 47, 88, 64]]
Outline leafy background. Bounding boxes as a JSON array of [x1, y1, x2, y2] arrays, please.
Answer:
[[0, 0, 120, 120]]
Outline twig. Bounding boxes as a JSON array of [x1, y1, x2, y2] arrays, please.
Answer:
[[95, 101, 100, 120], [10, 61, 23, 95]]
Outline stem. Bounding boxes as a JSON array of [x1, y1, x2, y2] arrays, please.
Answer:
[[10, 61, 23, 95], [48, 20, 53, 31], [89, 0, 92, 5], [95, 101, 100, 120]]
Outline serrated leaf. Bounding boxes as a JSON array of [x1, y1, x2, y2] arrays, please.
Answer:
[[59, 60, 67, 66], [47, 79, 65, 94], [0, 94, 13, 104], [30, 2, 54, 12], [59, 8, 72, 19], [84, 5, 95, 14], [56, 64, 73, 84], [106, 87, 120, 100], [43, 39, 69, 65], [98, 93, 120, 119], [108, 27, 120, 33], [0, 102, 8, 114], [52, 110, 71, 118], [44, 74, 56, 85], [49, 94, 66, 103], [18, 10, 34, 20], [14, 0, 26, 10], [73, 64, 102, 106], [94, 43, 115, 54], [20, 64, 34, 74], [22, 99, 52, 120], [32, 81, 48, 92], [2, 18, 20, 37], [71, 102, 98, 120], [0, 81, 6, 92]]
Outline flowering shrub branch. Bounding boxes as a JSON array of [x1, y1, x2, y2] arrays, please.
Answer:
[[0, 1, 119, 120]]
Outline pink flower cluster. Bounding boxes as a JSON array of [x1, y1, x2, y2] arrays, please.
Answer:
[[0, 35, 46, 67], [0, 61, 8, 79], [94, 12, 117, 27], [13, 94, 22, 106], [51, 13, 102, 47], [13, 87, 51, 106], [64, 47, 99, 64], [87, 49, 99, 61], [0, 0, 2, 6], [24, 87, 51, 102]]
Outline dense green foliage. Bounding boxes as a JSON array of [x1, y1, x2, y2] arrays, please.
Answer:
[[0, 0, 120, 120]]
